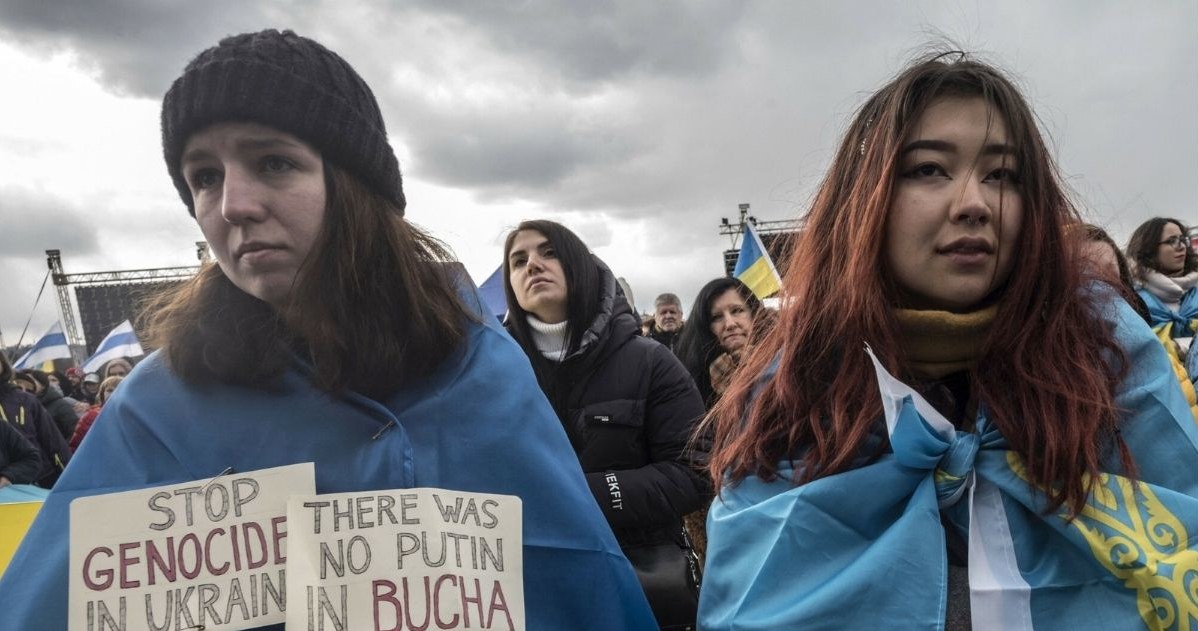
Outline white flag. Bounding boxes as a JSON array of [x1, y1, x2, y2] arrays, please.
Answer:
[[81, 320, 144, 373], [13, 322, 72, 369]]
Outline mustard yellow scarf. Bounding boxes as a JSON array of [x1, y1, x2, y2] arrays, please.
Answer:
[[894, 306, 996, 380]]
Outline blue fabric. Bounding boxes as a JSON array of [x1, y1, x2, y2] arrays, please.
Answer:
[[0, 293, 657, 629], [699, 296, 1198, 630], [1139, 286, 1198, 338], [477, 265, 509, 319], [0, 484, 49, 504], [1188, 340, 1198, 386]]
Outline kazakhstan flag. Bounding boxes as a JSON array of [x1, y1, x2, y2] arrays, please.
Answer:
[[733, 222, 782, 299], [700, 296, 1198, 630]]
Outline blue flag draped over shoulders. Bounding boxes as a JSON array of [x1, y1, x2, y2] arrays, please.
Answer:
[[1139, 287, 1198, 339], [700, 297, 1198, 630], [0, 286, 657, 630]]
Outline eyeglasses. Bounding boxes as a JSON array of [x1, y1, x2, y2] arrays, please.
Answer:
[[1160, 235, 1189, 250]]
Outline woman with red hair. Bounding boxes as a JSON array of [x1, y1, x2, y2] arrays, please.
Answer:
[[699, 53, 1198, 630]]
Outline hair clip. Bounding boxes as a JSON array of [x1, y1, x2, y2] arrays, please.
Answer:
[[859, 116, 875, 156]]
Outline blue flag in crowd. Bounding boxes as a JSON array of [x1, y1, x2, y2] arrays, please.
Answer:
[[81, 320, 144, 373], [12, 322, 72, 370]]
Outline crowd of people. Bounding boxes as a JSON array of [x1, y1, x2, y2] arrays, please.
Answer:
[[0, 354, 132, 489], [0, 28, 1195, 631]]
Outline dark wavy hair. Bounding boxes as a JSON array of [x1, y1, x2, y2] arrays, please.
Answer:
[[501, 220, 600, 355], [142, 162, 469, 399], [708, 52, 1132, 516], [675, 277, 762, 405], [1126, 217, 1196, 280], [1080, 224, 1150, 323]]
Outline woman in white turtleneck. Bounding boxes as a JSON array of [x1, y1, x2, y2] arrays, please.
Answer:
[[1128, 217, 1198, 357], [501, 219, 708, 630]]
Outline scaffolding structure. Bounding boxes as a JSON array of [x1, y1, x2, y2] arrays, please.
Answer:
[[47, 247, 205, 357]]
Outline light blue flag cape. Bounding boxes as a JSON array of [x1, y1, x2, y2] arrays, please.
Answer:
[[13, 321, 72, 369], [1139, 287, 1198, 338], [0, 283, 657, 630], [700, 299, 1198, 630]]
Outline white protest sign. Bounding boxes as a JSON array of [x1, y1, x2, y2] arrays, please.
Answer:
[[287, 488, 524, 631], [70, 462, 316, 631]]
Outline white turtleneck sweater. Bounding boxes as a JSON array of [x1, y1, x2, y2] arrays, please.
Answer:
[[526, 315, 570, 362]]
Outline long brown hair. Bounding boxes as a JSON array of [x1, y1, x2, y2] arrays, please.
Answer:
[[708, 52, 1131, 515], [143, 162, 469, 399]]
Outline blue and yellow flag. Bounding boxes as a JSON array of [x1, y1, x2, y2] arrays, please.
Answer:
[[733, 222, 782, 299]]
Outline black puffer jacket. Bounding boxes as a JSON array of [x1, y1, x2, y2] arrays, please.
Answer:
[[39, 383, 80, 440], [507, 260, 709, 546]]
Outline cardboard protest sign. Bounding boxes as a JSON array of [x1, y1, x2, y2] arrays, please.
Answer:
[[70, 462, 315, 631], [287, 488, 524, 631]]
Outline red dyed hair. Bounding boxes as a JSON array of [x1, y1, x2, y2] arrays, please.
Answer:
[[708, 52, 1132, 515]]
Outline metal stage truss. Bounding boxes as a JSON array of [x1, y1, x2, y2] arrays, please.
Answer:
[[719, 203, 799, 278], [47, 245, 207, 357]]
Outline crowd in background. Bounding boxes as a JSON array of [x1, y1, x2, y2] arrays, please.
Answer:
[[1, 28, 1196, 631], [0, 353, 132, 488]]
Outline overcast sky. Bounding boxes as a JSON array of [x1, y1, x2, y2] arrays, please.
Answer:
[[1, 0, 1195, 349]]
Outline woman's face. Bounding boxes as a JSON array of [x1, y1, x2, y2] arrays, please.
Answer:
[[507, 230, 569, 324], [885, 96, 1024, 312], [1154, 221, 1188, 275], [105, 361, 131, 378], [182, 122, 327, 307], [709, 289, 754, 354]]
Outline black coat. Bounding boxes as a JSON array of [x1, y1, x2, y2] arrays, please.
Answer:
[[38, 384, 80, 440], [0, 385, 71, 488], [647, 326, 682, 353], [508, 262, 709, 546], [0, 418, 42, 485]]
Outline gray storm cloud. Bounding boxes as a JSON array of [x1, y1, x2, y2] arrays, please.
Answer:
[[0, 0, 1194, 335]]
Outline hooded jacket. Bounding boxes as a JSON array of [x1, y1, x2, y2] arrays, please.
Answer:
[[38, 382, 80, 439], [0, 289, 657, 630], [506, 257, 709, 547]]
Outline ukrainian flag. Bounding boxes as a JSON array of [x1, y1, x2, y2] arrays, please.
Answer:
[[733, 222, 782, 299]]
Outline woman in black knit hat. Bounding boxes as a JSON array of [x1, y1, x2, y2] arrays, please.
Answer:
[[0, 30, 657, 630]]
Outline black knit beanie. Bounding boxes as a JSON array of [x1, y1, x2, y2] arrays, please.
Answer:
[[162, 29, 405, 215]]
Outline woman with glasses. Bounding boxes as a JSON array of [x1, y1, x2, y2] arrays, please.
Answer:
[[1127, 217, 1198, 358], [698, 53, 1198, 630]]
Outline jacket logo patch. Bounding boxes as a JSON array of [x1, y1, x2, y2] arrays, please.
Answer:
[[593, 415, 611, 423], [604, 472, 623, 510]]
